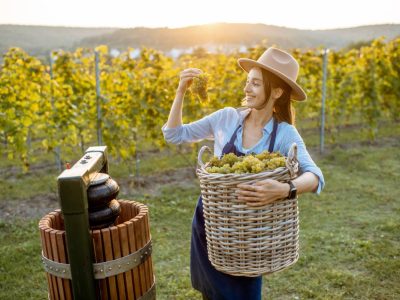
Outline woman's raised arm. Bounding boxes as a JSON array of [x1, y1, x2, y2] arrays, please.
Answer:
[[165, 68, 202, 129]]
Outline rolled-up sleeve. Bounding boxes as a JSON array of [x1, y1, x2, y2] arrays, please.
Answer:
[[282, 125, 325, 194], [161, 108, 225, 144]]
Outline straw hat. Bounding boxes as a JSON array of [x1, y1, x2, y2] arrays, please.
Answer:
[[238, 47, 307, 101]]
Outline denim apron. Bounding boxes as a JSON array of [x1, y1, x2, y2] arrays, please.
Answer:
[[190, 118, 278, 300]]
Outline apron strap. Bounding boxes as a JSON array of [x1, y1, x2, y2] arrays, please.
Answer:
[[229, 125, 242, 145], [268, 118, 278, 153], [220, 124, 242, 157]]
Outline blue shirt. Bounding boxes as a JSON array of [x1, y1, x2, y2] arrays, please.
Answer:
[[162, 107, 325, 194]]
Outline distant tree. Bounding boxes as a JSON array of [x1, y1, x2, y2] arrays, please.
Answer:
[[344, 39, 375, 51]]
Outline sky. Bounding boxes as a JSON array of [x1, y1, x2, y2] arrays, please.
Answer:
[[0, 0, 399, 30]]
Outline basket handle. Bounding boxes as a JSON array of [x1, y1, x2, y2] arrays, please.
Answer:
[[286, 142, 299, 178], [197, 145, 212, 169]]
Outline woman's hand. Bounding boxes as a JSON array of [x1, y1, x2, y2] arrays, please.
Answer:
[[236, 179, 290, 207], [177, 68, 202, 93]]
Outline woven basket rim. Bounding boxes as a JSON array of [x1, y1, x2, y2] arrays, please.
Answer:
[[196, 142, 299, 179]]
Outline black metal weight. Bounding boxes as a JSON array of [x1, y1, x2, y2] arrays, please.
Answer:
[[87, 172, 121, 229]]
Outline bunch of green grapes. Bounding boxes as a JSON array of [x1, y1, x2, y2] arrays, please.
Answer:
[[220, 153, 242, 166], [255, 150, 282, 161], [205, 151, 286, 174], [207, 163, 232, 174], [207, 153, 241, 168], [232, 156, 265, 173], [265, 157, 286, 170], [208, 156, 222, 167], [191, 73, 209, 102]]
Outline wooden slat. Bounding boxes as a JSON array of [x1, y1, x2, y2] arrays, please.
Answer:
[[110, 226, 126, 300], [101, 228, 118, 299], [118, 224, 134, 300], [39, 221, 55, 300], [131, 205, 146, 298], [92, 229, 109, 300], [49, 212, 58, 228], [137, 209, 150, 291], [46, 214, 60, 300], [45, 227, 59, 300], [50, 230, 66, 300], [46, 212, 60, 300], [143, 209, 152, 291], [56, 231, 73, 300], [118, 201, 127, 224], [53, 211, 61, 230], [133, 212, 147, 296], [126, 221, 141, 299], [143, 212, 154, 287]]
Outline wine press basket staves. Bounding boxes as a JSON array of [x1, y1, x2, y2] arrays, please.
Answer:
[[196, 143, 300, 277], [38, 146, 155, 300], [39, 201, 155, 300]]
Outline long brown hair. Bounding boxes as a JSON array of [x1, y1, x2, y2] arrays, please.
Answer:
[[261, 69, 296, 125]]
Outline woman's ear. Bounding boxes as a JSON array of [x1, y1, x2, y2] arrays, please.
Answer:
[[272, 88, 284, 99]]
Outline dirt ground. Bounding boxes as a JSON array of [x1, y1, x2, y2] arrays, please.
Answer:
[[0, 166, 198, 222], [2, 135, 398, 222]]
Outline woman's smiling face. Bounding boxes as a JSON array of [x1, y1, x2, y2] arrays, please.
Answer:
[[243, 67, 266, 108]]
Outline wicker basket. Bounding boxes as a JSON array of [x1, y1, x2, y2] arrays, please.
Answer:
[[196, 143, 300, 277]]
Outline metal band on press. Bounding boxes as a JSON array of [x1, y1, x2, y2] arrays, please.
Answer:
[[41, 239, 152, 280]]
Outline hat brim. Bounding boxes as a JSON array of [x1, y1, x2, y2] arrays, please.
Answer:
[[238, 58, 307, 101]]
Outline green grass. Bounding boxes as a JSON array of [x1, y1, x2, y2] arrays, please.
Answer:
[[0, 146, 194, 202], [1, 142, 399, 299]]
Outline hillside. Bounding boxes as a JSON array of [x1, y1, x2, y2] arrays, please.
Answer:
[[1, 23, 399, 60]]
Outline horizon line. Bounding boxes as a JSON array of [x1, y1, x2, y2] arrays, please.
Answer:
[[1, 21, 399, 31]]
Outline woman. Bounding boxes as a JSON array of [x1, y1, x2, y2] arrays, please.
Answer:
[[162, 47, 325, 300]]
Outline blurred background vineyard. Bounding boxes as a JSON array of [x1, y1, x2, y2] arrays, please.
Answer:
[[0, 36, 399, 174]]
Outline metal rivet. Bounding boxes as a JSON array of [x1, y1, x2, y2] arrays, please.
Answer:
[[55, 269, 59, 272], [108, 267, 112, 271], [100, 269, 104, 272], [127, 262, 130, 265], [62, 270, 66, 273], [50, 267, 53, 270], [118, 265, 121, 269]]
